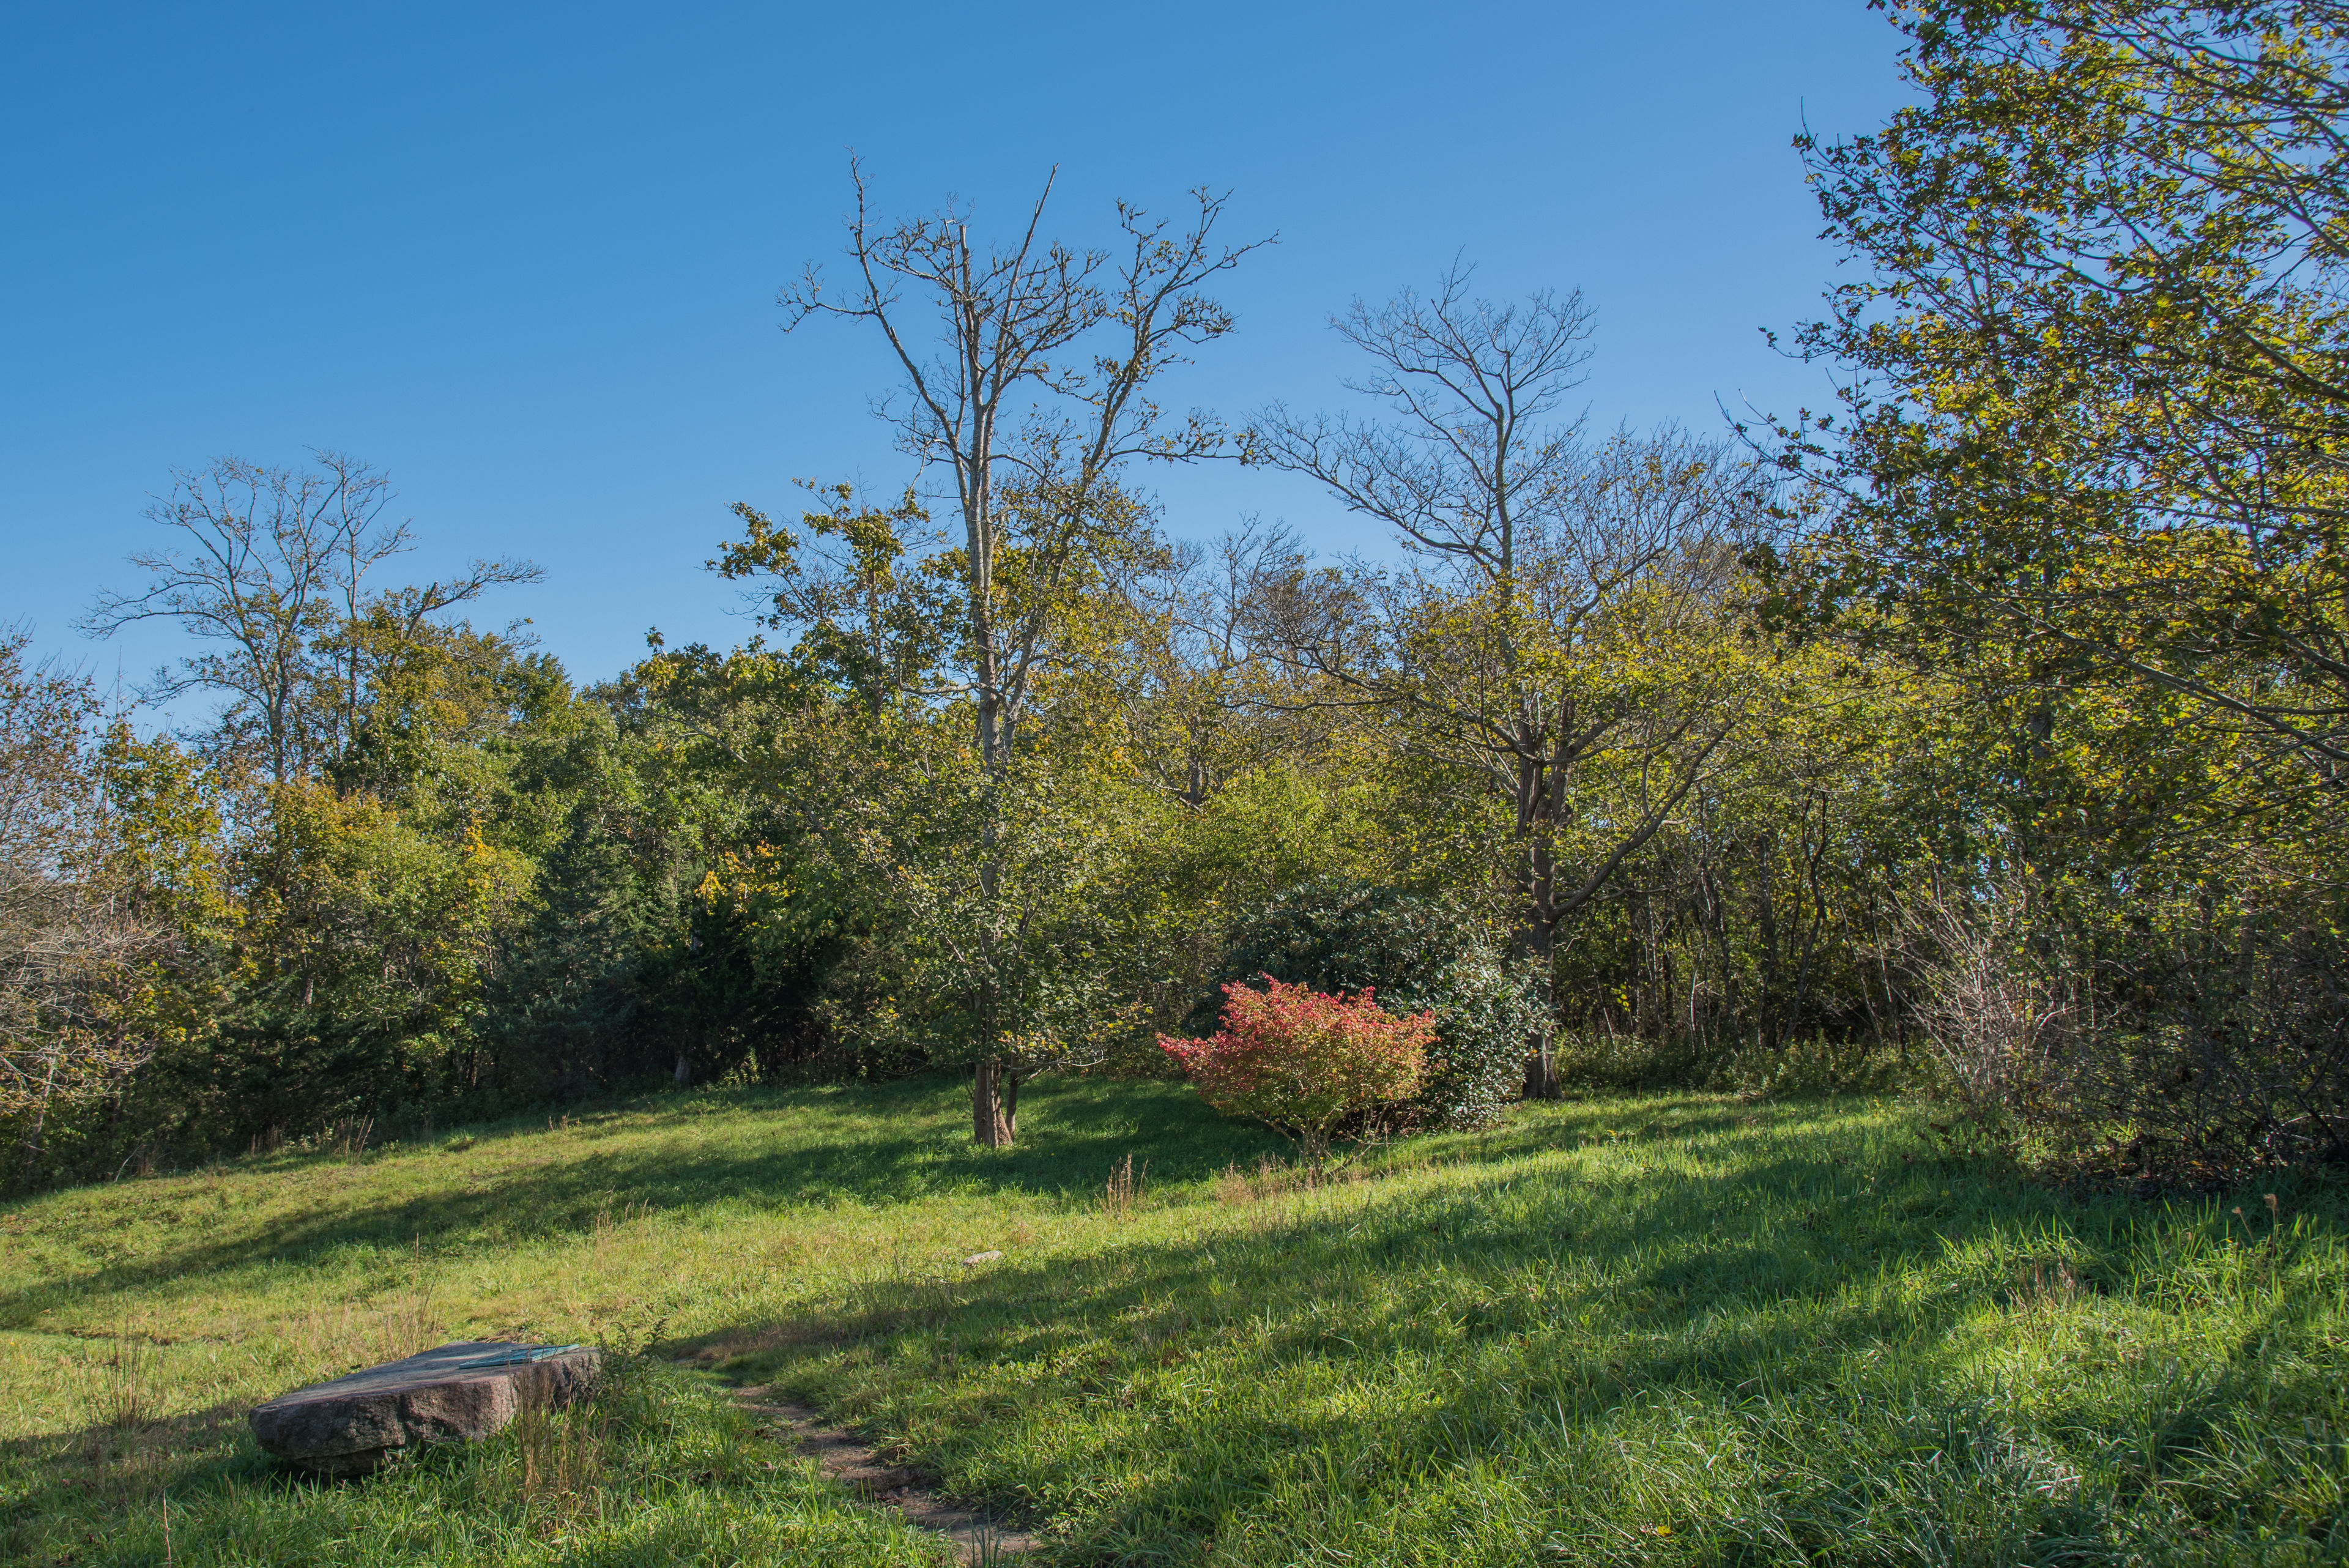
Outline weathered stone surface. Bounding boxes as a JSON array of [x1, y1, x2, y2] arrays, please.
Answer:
[[250, 1340, 600, 1475]]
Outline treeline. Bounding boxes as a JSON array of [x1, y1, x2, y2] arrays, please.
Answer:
[[6, 0, 2347, 1188]]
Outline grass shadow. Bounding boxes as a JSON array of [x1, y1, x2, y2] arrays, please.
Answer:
[[696, 1102, 2347, 1561], [0, 1075, 1305, 1327]]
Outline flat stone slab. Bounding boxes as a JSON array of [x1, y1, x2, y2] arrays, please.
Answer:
[[251, 1340, 600, 1475]]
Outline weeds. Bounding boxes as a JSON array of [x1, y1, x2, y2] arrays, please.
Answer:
[[1212, 1153, 1303, 1207], [1212, 1150, 1381, 1206], [590, 1198, 654, 1270], [378, 1238, 442, 1362], [1099, 1152, 1146, 1217], [2009, 1255, 2082, 1314], [325, 1116, 372, 1163], [88, 1320, 158, 1432], [504, 1382, 611, 1523]]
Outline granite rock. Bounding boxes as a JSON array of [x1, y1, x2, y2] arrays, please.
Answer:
[[250, 1340, 600, 1475]]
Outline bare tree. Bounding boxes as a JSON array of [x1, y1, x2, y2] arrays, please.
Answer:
[[0, 633, 161, 1180], [1108, 518, 1322, 810], [81, 452, 541, 785], [1901, 880, 2073, 1122], [1253, 265, 1598, 579], [1252, 266, 1764, 1094], [779, 160, 1268, 1144]]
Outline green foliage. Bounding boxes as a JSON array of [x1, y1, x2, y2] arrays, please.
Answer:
[[57, 83, 2349, 1180], [477, 793, 651, 1100], [0, 640, 164, 1186], [1783, 1, 2349, 767], [1767, 0, 2349, 1172], [1206, 877, 1543, 1130], [1416, 949, 1551, 1123], [828, 740, 1144, 1081]]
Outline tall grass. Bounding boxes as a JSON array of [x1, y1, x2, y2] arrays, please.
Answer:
[[0, 1077, 2342, 1564]]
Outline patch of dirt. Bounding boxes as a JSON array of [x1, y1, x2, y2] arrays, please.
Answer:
[[727, 1384, 1039, 1562], [669, 1323, 850, 1365]]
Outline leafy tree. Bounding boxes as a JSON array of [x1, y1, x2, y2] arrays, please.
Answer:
[[1782, 0, 2349, 782], [744, 165, 1267, 1143], [585, 637, 915, 1091], [0, 637, 230, 1185], [1252, 268, 1768, 1093], [1099, 520, 1332, 811], [478, 777, 650, 1101], [224, 777, 533, 1131], [1760, 2, 2349, 1168], [0, 636, 139, 1180]]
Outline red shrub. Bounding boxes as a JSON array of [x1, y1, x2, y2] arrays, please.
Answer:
[[1159, 976, 1434, 1157]]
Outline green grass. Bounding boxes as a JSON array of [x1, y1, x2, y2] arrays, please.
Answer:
[[1, 1079, 2344, 1566]]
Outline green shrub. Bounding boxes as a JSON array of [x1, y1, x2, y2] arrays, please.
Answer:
[[1203, 879, 1543, 1130]]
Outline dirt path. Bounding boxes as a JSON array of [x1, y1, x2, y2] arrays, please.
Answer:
[[726, 1384, 1040, 1564]]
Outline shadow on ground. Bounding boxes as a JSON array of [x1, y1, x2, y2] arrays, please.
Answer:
[[0, 1076, 1337, 1321], [691, 1115, 2346, 1561]]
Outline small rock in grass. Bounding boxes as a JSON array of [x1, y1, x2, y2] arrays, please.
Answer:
[[250, 1340, 599, 1476], [962, 1250, 1004, 1266]]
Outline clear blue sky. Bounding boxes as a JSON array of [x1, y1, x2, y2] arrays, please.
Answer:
[[1, 2, 1909, 702]]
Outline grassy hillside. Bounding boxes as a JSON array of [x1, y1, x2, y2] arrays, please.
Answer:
[[1, 1079, 2343, 1566]]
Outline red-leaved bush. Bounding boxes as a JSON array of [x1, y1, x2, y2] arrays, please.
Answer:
[[1159, 976, 1435, 1157]]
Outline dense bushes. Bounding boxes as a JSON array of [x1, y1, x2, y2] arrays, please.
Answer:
[[1160, 976, 1433, 1157], [1908, 881, 2349, 1178], [1202, 879, 1544, 1131], [29, 34, 2349, 1187]]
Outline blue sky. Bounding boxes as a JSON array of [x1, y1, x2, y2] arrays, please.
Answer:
[[1, 2, 1909, 704]]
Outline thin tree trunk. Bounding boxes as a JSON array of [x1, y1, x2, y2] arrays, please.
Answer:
[[17, 1050, 61, 1183], [1518, 723, 1565, 1101], [973, 1060, 1014, 1146], [1757, 831, 1781, 1055], [970, 757, 1011, 1145], [1521, 914, 1561, 1100]]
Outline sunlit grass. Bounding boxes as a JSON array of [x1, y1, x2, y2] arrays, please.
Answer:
[[1, 1079, 2343, 1565]]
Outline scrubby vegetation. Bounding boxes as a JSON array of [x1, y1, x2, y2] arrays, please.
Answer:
[[9, 5, 2349, 1557], [1, 1079, 2342, 1566], [10, 1, 2349, 1191], [1200, 879, 1546, 1131]]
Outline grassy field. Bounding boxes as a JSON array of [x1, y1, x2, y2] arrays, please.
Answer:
[[0, 1078, 2343, 1566]]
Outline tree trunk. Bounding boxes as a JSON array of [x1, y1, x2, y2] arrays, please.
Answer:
[[1521, 913, 1562, 1101], [1515, 715, 1573, 1101], [1523, 1031, 1562, 1100], [973, 1060, 1015, 1146], [1757, 830, 1781, 1055], [17, 1051, 60, 1184]]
